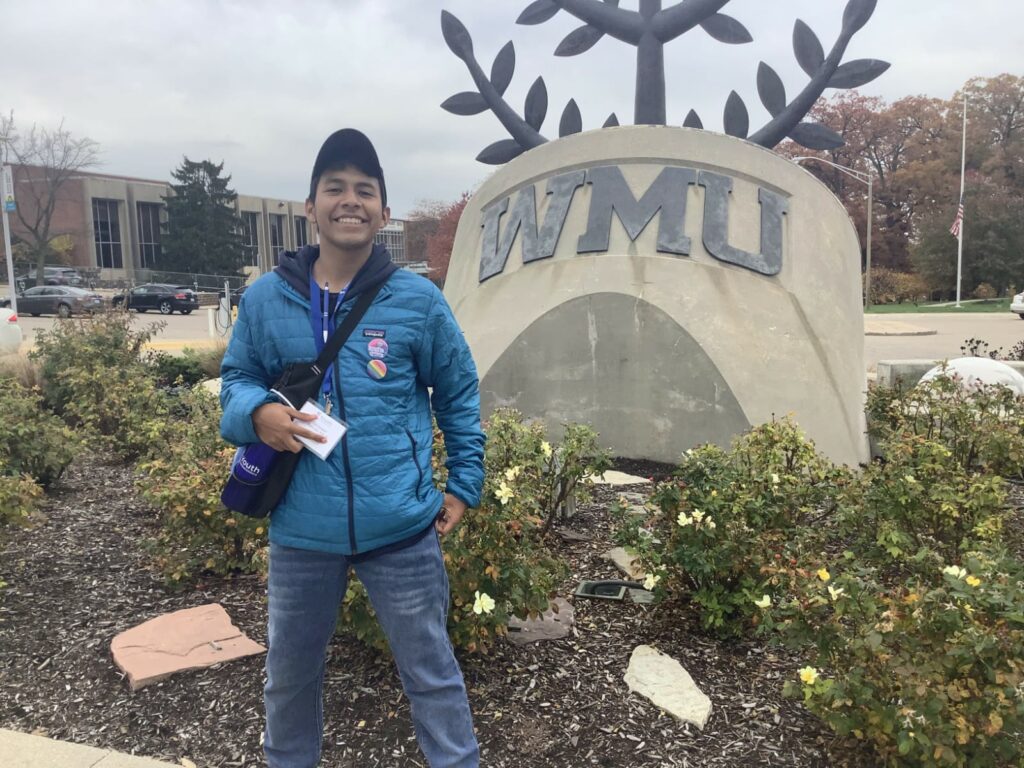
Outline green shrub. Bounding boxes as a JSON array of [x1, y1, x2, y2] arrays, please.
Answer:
[[0, 381, 77, 487], [341, 409, 598, 653], [866, 375, 1024, 480], [768, 548, 1024, 767], [147, 349, 208, 388], [847, 435, 1007, 566], [0, 470, 42, 535], [137, 387, 267, 585], [617, 417, 850, 637]]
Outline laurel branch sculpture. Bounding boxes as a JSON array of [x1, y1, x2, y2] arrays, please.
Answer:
[[440, 0, 890, 164]]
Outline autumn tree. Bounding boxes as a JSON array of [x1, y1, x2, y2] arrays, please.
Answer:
[[0, 113, 99, 286], [424, 193, 470, 287]]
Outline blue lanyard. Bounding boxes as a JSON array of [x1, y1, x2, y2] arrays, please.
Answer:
[[309, 271, 348, 403]]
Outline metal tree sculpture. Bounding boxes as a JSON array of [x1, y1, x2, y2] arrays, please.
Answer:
[[440, 0, 890, 164]]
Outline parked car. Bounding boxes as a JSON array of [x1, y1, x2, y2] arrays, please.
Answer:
[[0, 307, 21, 354], [1011, 291, 1024, 319], [16, 286, 105, 318], [112, 283, 200, 315], [18, 266, 84, 287]]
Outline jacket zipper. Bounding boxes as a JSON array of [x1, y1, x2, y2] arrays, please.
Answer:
[[405, 428, 424, 501], [334, 357, 357, 554]]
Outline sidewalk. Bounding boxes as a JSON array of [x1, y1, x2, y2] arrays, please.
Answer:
[[863, 316, 936, 337], [0, 728, 179, 768]]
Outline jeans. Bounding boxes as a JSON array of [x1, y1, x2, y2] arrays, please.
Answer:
[[264, 533, 479, 768]]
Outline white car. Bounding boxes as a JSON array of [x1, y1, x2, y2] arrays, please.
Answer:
[[0, 307, 22, 354], [1012, 291, 1024, 319]]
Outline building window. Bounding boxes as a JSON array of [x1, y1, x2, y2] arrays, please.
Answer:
[[136, 202, 162, 268], [375, 223, 405, 263], [241, 211, 260, 266], [92, 198, 123, 269], [269, 214, 285, 256], [294, 217, 308, 249]]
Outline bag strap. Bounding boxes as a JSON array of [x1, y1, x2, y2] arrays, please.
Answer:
[[310, 278, 386, 379]]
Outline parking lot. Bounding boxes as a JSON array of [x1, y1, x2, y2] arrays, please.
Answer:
[[8, 308, 1024, 367]]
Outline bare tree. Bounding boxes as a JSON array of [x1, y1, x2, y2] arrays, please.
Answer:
[[0, 114, 99, 286]]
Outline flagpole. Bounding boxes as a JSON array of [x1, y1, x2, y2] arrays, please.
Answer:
[[955, 94, 967, 308]]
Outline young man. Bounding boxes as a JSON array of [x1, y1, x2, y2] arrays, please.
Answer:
[[220, 128, 484, 768]]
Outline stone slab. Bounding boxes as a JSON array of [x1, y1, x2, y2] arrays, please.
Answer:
[[110, 603, 265, 691], [877, 359, 1024, 389], [590, 471, 653, 486], [602, 546, 646, 580], [0, 729, 177, 768], [507, 597, 575, 645], [624, 645, 712, 729]]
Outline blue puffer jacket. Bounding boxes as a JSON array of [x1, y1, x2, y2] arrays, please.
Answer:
[[219, 244, 485, 556]]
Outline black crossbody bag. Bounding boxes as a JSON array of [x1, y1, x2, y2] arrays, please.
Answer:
[[222, 280, 385, 518]]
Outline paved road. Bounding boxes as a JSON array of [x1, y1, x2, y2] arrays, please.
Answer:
[[11, 308, 1024, 367]]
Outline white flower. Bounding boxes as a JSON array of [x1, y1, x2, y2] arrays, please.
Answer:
[[754, 594, 771, 608], [942, 565, 967, 579], [472, 591, 496, 615], [677, 511, 692, 527], [643, 574, 661, 590], [504, 465, 522, 481], [705, 518, 716, 530], [541, 441, 553, 459], [771, 473, 780, 484], [827, 585, 845, 601], [904, 475, 918, 484], [495, 482, 514, 505], [691, 509, 705, 523]]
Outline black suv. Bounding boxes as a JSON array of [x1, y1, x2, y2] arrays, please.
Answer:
[[112, 283, 200, 315]]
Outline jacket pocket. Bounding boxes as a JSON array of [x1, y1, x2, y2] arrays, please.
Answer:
[[404, 428, 424, 501]]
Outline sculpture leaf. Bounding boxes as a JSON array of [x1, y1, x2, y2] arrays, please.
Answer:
[[440, 11, 474, 60], [842, 0, 878, 34], [440, 91, 489, 116], [789, 122, 844, 150], [477, 139, 526, 165], [517, 0, 560, 25], [723, 91, 749, 139], [490, 41, 516, 96], [793, 20, 824, 77], [683, 110, 704, 129], [559, 99, 583, 137], [555, 24, 605, 56], [699, 13, 753, 45], [603, 113, 620, 128], [756, 62, 787, 117], [828, 59, 890, 89], [524, 76, 549, 132]]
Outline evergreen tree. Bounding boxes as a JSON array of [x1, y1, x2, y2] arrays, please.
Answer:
[[160, 158, 246, 274]]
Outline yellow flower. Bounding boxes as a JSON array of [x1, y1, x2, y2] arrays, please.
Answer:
[[828, 585, 845, 601], [677, 511, 692, 527], [798, 666, 819, 685], [710, 489, 718, 498], [472, 591, 496, 615], [942, 565, 967, 579], [754, 594, 771, 608], [965, 575, 981, 587], [691, 509, 705, 523], [541, 441, 552, 458], [504, 465, 522, 481], [816, 568, 831, 582], [643, 573, 661, 590], [495, 482, 514, 505]]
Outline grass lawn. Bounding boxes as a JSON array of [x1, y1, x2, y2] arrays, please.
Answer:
[[867, 298, 1013, 314]]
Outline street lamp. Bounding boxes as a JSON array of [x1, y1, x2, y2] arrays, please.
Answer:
[[792, 156, 874, 309]]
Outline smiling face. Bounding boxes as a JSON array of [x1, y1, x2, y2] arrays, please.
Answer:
[[306, 164, 390, 260]]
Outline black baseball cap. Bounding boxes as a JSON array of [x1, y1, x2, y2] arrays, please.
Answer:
[[309, 128, 387, 206]]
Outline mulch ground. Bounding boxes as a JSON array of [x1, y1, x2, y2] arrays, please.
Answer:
[[0, 452, 894, 767]]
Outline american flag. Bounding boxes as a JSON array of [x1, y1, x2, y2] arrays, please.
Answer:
[[949, 199, 964, 238]]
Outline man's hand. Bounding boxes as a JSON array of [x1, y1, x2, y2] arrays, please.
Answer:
[[435, 493, 467, 537], [252, 402, 325, 453]]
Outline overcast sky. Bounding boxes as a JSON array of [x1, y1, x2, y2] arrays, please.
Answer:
[[5, 0, 1021, 217]]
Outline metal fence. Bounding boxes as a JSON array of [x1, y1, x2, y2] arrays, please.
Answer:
[[1, 260, 254, 294]]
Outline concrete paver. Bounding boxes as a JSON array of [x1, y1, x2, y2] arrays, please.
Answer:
[[0, 729, 177, 768]]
